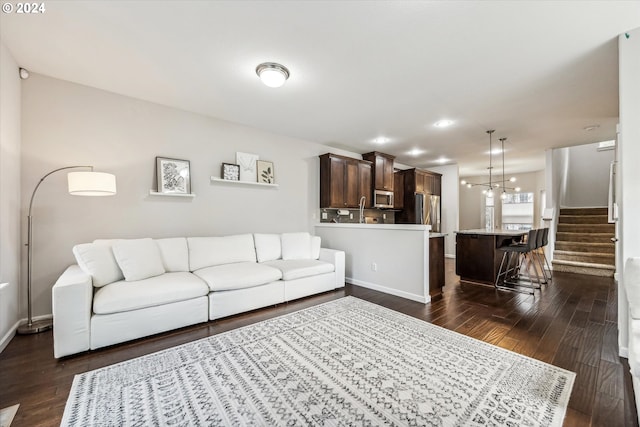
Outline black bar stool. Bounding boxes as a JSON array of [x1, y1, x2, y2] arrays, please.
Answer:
[[495, 229, 542, 294]]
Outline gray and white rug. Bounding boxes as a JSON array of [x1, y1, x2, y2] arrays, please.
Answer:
[[62, 297, 575, 426]]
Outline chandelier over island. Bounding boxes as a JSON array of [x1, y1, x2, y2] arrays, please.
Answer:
[[460, 130, 521, 198]]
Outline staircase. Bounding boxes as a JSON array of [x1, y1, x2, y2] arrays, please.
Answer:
[[552, 207, 615, 277]]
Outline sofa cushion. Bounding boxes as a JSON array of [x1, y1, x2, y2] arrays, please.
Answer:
[[254, 233, 282, 263], [281, 232, 312, 260], [112, 238, 166, 282], [93, 272, 209, 315], [194, 262, 282, 291], [188, 234, 257, 271], [263, 259, 334, 281], [156, 237, 189, 272], [311, 236, 321, 260], [73, 242, 124, 287]]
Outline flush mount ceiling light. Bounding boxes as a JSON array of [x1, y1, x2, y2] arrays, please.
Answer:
[[460, 130, 519, 196], [256, 62, 290, 88], [434, 119, 454, 128]]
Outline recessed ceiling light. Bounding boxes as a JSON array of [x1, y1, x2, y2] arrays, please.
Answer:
[[373, 136, 389, 144], [407, 148, 425, 157], [434, 119, 454, 128], [256, 62, 290, 88], [435, 157, 450, 164]]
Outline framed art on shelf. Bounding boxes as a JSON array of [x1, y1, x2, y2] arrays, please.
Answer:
[[236, 152, 259, 182], [222, 163, 240, 181], [257, 160, 275, 184], [156, 157, 191, 194]]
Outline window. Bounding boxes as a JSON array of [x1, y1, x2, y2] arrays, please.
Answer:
[[485, 194, 495, 230], [502, 192, 534, 230]]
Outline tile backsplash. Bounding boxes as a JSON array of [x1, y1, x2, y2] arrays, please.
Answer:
[[319, 208, 396, 224]]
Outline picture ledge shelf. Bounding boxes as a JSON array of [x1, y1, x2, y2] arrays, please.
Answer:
[[149, 190, 196, 198], [210, 176, 279, 188]]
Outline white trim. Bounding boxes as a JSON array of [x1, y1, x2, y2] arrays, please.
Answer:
[[445, 254, 456, 259], [0, 320, 19, 353], [0, 313, 54, 354], [347, 277, 429, 304], [149, 191, 196, 198], [620, 346, 629, 359]]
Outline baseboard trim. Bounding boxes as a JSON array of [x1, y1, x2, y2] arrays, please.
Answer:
[[0, 313, 53, 354], [620, 346, 629, 359], [0, 320, 19, 354], [347, 277, 429, 304]]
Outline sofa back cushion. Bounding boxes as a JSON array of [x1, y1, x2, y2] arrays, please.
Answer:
[[155, 237, 189, 272], [188, 234, 257, 271], [73, 242, 124, 287], [254, 234, 282, 263], [281, 232, 313, 260], [112, 238, 166, 282]]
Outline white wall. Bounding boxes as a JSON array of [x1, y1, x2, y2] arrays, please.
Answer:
[[619, 27, 640, 357], [428, 164, 459, 257], [563, 142, 614, 208], [315, 224, 429, 303], [20, 74, 360, 319], [459, 170, 545, 231], [0, 41, 21, 352]]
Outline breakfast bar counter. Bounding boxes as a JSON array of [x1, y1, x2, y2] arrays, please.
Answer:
[[455, 229, 527, 285]]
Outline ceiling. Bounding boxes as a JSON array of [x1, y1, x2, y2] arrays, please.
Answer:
[[1, 1, 638, 176]]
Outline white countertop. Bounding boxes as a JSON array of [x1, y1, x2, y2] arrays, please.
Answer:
[[315, 223, 431, 231], [429, 233, 447, 238], [455, 228, 527, 236]]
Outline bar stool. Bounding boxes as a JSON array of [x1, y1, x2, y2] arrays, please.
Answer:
[[495, 229, 542, 294], [540, 227, 552, 280]]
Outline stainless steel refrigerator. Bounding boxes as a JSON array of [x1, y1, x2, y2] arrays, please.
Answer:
[[414, 193, 441, 232]]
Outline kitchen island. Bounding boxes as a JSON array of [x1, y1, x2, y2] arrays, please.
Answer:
[[455, 229, 527, 285], [315, 223, 444, 303]]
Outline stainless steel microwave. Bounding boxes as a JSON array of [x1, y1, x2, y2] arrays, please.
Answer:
[[374, 190, 394, 208]]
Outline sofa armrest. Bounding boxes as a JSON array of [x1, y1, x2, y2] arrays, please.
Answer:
[[52, 265, 93, 358], [319, 248, 345, 288]]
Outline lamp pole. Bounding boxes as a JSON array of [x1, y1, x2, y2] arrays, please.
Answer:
[[18, 165, 93, 335]]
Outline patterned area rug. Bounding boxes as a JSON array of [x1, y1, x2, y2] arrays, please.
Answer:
[[62, 297, 575, 426]]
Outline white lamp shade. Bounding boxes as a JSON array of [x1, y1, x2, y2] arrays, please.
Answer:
[[67, 171, 116, 196]]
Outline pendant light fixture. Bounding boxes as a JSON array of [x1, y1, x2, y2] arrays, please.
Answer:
[[460, 130, 520, 194], [256, 62, 290, 88]]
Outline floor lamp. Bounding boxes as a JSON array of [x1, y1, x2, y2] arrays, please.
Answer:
[[17, 166, 117, 335]]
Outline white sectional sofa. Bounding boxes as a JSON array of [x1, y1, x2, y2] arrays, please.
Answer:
[[624, 257, 640, 419], [52, 232, 345, 358]]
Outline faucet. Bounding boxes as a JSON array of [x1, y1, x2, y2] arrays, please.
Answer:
[[359, 196, 366, 224]]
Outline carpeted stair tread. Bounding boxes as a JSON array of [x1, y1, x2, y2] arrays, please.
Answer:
[[554, 241, 614, 253], [553, 250, 614, 265], [556, 223, 615, 233], [559, 207, 608, 216], [558, 215, 609, 224], [555, 232, 615, 243], [552, 260, 614, 277]]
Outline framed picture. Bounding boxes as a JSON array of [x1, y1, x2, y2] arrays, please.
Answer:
[[222, 163, 240, 181], [156, 157, 191, 194], [236, 152, 259, 182], [257, 160, 275, 184]]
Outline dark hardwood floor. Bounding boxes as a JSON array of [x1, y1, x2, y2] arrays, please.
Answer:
[[0, 259, 636, 426]]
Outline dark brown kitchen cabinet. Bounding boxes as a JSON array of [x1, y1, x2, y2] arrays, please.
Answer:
[[320, 153, 372, 208], [394, 171, 404, 209], [396, 168, 442, 223], [362, 151, 395, 191], [429, 236, 445, 299]]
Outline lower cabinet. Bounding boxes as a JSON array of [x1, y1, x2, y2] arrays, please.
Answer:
[[429, 236, 445, 299]]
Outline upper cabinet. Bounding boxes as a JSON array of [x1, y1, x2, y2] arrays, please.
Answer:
[[397, 168, 442, 197], [362, 151, 395, 192], [320, 153, 373, 208]]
